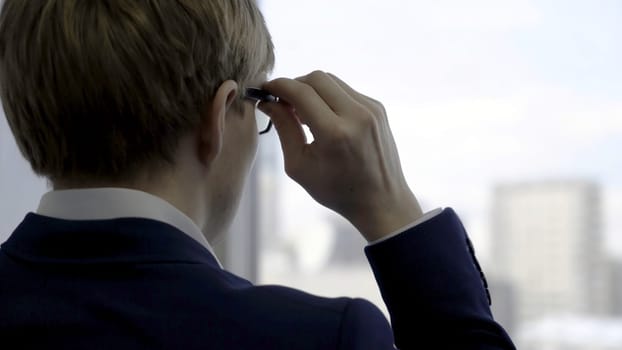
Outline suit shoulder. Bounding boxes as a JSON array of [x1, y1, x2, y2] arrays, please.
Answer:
[[238, 286, 394, 349], [338, 298, 394, 349]]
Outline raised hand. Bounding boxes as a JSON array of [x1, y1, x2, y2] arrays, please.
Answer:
[[259, 71, 423, 242]]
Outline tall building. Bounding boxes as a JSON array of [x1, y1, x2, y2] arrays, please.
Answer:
[[605, 258, 622, 316], [491, 181, 607, 322], [489, 278, 517, 335]]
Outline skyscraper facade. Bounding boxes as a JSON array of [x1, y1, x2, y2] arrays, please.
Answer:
[[491, 181, 608, 322]]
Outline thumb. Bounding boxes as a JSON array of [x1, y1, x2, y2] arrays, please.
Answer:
[[258, 101, 307, 161]]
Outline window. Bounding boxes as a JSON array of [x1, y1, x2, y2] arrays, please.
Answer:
[[256, 1, 622, 348]]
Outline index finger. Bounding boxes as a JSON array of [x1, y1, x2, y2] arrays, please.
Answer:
[[296, 71, 360, 116], [262, 78, 338, 136]]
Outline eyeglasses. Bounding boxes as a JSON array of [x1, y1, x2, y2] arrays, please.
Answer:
[[245, 87, 278, 135]]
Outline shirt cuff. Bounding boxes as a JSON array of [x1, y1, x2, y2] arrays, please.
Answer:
[[367, 208, 444, 246]]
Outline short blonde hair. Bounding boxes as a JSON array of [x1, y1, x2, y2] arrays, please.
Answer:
[[0, 0, 274, 183]]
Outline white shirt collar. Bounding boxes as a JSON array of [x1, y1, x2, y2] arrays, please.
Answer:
[[36, 187, 222, 267]]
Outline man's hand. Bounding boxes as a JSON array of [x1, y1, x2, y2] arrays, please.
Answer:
[[259, 71, 423, 242]]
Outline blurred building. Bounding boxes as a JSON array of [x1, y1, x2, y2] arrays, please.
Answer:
[[214, 122, 281, 282], [605, 258, 622, 316], [327, 214, 368, 266], [491, 181, 609, 322], [489, 278, 517, 335]]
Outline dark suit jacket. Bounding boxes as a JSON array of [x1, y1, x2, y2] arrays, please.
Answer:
[[0, 208, 515, 349]]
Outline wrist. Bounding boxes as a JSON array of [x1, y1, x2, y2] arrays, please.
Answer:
[[368, 208, 444, 245], [349, 192, 424, 242]]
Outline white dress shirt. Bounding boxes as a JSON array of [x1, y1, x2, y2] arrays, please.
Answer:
[[36, 188, 443, 266], [368, 207, 444, 245], [36, 187, 222, 267]]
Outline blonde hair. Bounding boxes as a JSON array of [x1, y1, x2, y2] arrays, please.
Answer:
[[0, 0, 274, 183]]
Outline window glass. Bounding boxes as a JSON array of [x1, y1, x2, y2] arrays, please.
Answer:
[[258, 0, 622, 347], [0, 117, 47, 241]]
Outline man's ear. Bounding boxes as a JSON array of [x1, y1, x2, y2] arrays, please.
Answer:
[[197, 80, 239, 167]]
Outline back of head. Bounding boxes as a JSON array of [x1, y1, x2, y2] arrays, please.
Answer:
[[0, 0, 274, 184]]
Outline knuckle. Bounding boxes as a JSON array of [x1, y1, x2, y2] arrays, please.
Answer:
[[296, 83, 315, 96], [266, 78, 288, 91], [269, 77, 288, 86], [374, 100, 386, 112], [308, 70, 326, 79], [301, 70, 326, 86], [358, 106, 377, 122], [366, 97, 386, 115], [374, 105, 387, 120], [356, 109, 379, 133], [366, 104, 386, 123]]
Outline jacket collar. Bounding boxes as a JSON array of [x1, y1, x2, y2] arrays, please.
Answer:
[[36, 188, 218, 259], [1, 213, 221, 267]]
